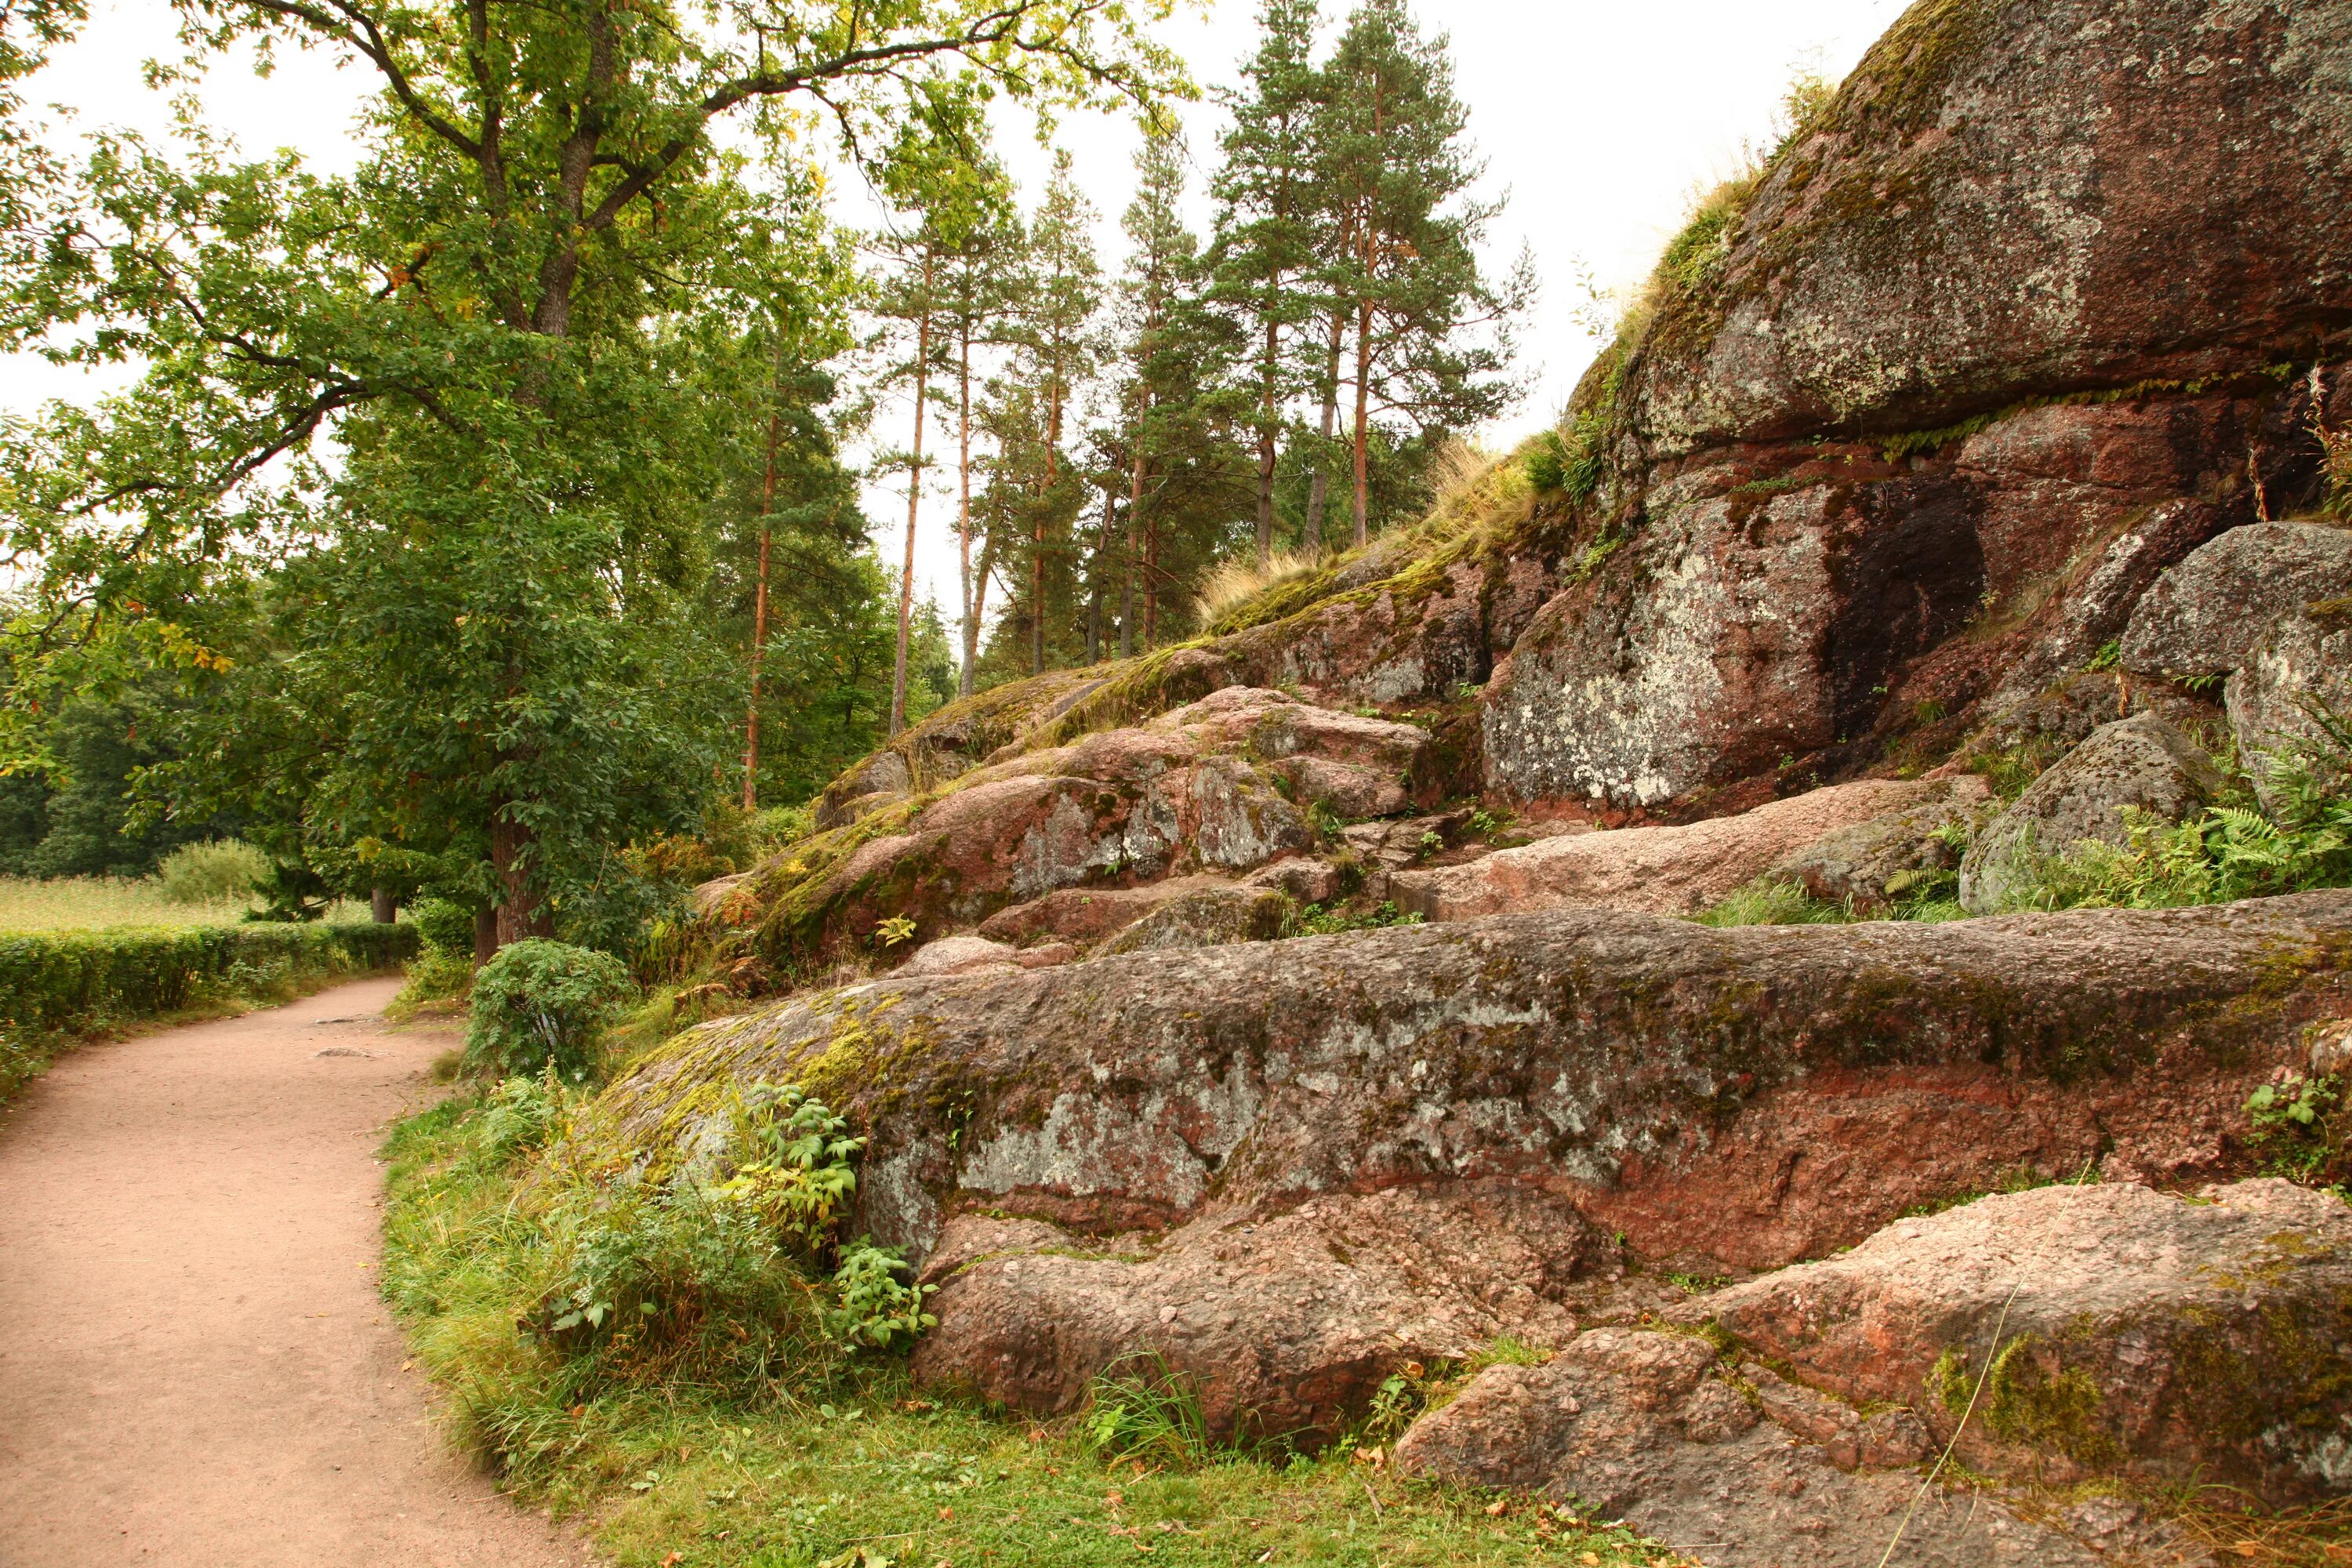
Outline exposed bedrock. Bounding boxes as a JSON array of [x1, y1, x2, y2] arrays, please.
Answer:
[[585, 895, 2352, 1430], [1690, 1178, 2352, 1506]]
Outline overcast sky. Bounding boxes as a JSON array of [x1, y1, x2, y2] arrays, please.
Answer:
[[6, 0, 1909, 622]]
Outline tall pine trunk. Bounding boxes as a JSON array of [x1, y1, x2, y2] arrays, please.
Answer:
[[1305, 310, 1344, 554], [742, 394, 782, 810], [889, 248, 935, 737], [956, 319, 977, 699]]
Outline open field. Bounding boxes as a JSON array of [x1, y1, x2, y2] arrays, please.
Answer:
[[0, 877, 368, 933]]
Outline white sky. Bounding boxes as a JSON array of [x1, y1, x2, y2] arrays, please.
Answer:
[[4, 0, 1908, 624]]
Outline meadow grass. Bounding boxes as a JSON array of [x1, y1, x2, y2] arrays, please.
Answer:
[[379, 1092, 1694, 1568], [0, 874, 367, 932]]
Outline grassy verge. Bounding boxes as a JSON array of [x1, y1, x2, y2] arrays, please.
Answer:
[[381, 1089, 1691, 1568], [0, 872, 369, 931]]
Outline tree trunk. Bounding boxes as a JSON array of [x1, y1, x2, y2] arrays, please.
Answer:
[[1256, 310, 1279, 572], [1305, 310, 1344, 554], [1087, 485, 1114, 663], [491, 808, 553, 946], [956, 319, 976, 700], [1352, 293, 1374, 549], [472, 905, 496, 971], [890, 248, 935, 737], [369, 887, 396, 924], [1120, 456, 1141, 659], [742, 394, 783, 810]]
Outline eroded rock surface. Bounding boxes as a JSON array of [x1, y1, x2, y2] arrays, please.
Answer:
[[1390, 778, 1936, 920], [1391, 1330, 2112, 1568], [1959, 713, 2224, 913], [1693, 1179, 2352, 1505], [909, 1181, 1603, 1444], [742, 688, 1426, 964], [585, 893, 2352, 1279], [1098, 885, 1289, 955], [1764, 775, 1994, 910]]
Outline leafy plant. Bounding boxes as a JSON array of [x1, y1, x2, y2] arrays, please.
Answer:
[[716, 1084, 866, 1248], [2247, 1072, 2345, 1185], [409, 896, 477, 956], [1290, 900, 1425, 936], [829, 1240, 937, 1352], [476, 1072, 570, 1166], [463, 938, 635, 1080], [1081, 1356, 1212, 1468], [873, 915, 919, 949]]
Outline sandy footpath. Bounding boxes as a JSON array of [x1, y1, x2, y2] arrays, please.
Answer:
[[0, 976, 595, 1567]]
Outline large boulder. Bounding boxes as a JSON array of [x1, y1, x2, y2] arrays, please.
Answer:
[[1389, 1329, 2118, 1568], [1621, 0, 2352, 457], [1958, 713, 2224, 914], [1389, 778, 1940, 920], [1694, 1178, 2352, 1505], [579, 892, 2352, 1279], [2228, 595, 2352, 814], [1480, 0, 2352, 814], [2121, 521, 2352, 679]]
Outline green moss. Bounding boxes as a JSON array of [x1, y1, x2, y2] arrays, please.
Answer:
[[1935, 1334, 2119, 1467], [1835, 0, 2000, 137]]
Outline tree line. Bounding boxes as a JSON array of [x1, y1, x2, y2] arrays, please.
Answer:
[[0, 0, 1519, 956], [872, 0, 1525, 696]]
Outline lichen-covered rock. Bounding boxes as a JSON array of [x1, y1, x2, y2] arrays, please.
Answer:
[[1098, 886, 1289, 955], [975, 875, 1234, 949], [738, 688, 1426, 967], [579, 892, 2352, 1278], [1391, 778, 1936, 920], [895, 935, 1022, 978], [909, 1181, 1604, 1444], [2122, 522, 2352, 680], [1693, 1178, 2352, 1504], [1764, 775, 1994, 909], [1390, 1329, 2109, 1568], [2227, 595, 2352, 815], [1621, 0, 2352, 456], [1958, 713, 2224, 914]]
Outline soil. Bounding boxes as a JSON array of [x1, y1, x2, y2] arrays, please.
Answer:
[[0, 976, 595, 1567]]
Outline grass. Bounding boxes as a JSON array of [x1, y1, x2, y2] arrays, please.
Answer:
[[1193, 550, 1327, 629], [1693, 877, 1967, 928], [0, 873, 368, 932], [380, 1090, 1695, 1568]]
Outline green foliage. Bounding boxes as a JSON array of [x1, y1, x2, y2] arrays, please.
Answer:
[[2247, 1071, 2347, 1187], [1290, 899, 1424, 935], [463, 938, 634, 1080], [1524, 413, 1606, 503], [0, 919, 418, 1037], [715, 1084, 866, 1249], [829, 1240, 938, 1352], [2004, 716, 2352, 913], [1694, 880, 1851, 928], [154, 838, 266, 905], [409, 896, 477, 956], [1082, 1356, 1214, 1468], [477, 1072, 569, 1166]]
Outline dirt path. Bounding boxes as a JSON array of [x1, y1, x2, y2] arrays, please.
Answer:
[[0, 977, 595, 1568]]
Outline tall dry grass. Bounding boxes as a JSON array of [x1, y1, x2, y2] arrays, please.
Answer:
[[0, 875, 368, 932], [1192, 547, 1324, 628]]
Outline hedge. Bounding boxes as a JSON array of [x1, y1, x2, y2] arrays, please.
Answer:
[[0, 920, 422, 1038]]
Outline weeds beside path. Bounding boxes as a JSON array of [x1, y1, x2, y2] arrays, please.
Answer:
[[0, 975, 594, 1568]]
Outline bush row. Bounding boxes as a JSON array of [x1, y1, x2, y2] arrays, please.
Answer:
[[0, 920, 420, 1037]]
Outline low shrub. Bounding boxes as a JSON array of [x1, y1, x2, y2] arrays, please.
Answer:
[[409, 896, 478, 955], [463, 938, 634, 1080], [154, 838, 268, 906]]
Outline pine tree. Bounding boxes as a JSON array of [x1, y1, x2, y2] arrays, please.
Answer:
[[1113, 125, 1249, 648], [1209, 0, 1327, 569], [1319, 0, 1528, 546]]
